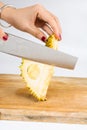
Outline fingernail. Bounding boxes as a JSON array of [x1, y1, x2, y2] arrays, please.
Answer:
[[2, 34, 8, 41], [58, 34, 62, 41], [41, 36, 46, 42]]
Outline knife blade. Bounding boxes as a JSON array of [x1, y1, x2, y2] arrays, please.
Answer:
[[0, 33, 78, 69]]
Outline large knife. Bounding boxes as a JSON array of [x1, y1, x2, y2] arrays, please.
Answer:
[[0, 33, 78, 69]]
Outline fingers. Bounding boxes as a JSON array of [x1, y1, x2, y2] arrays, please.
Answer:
[[35, 18, 53, 37], [0, 29, 8, 40], [41, 12, 61, 39], [26, 22, 59, 42], [26, 25, 47, 42], [41, 23, 53, 36], [47, 11, 62, 34], [37, 5, 62, 40]]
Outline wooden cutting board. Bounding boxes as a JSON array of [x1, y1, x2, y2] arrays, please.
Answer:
[[0, 74, 87, 124]]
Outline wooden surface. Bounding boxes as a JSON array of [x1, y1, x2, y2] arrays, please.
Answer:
[[0, 74, 87, 124]]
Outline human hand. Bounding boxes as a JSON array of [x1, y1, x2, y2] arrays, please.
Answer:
[[0, 28, 8, 40], [1, 4, 62, 42]]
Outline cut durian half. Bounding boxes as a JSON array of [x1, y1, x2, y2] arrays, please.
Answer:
[[20, 34, 58, 101]]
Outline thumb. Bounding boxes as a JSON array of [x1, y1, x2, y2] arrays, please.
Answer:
[[0, 28, 8, 40], [27, 26, 47, 42]]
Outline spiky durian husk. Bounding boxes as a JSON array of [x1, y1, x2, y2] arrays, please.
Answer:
[[20, 34, 58, 101]]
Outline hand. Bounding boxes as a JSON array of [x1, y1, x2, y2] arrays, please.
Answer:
[[1, 4, 62, 42], [0, 28, 8, 40]]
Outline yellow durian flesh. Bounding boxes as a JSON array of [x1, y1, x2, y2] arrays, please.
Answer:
[[20, 35, 58, 101]]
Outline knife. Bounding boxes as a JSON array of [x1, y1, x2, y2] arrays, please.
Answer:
[[0, 33, 78, 69]]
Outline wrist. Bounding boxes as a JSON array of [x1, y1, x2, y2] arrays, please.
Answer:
[[0, 2, 4, 8], [0, 4, 16, 25]]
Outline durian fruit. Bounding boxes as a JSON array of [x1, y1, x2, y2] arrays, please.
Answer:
[[20, 34, 58, 101]]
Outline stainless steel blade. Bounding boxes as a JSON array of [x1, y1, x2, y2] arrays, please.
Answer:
[[0, 33, 78, 69]]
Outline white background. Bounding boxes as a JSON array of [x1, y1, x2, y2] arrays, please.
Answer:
[[0, 0, 87, 130]]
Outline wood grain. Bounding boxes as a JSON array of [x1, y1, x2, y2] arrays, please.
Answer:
[[0, 74, 87, 124]]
